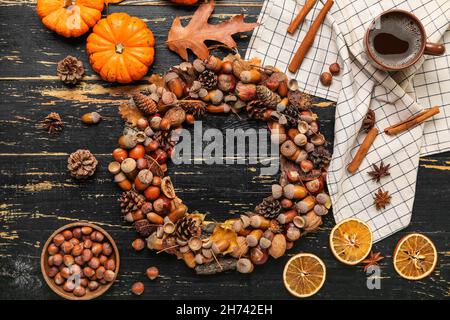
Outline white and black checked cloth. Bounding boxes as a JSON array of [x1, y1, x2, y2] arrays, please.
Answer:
[[246, 0, 450, 242]]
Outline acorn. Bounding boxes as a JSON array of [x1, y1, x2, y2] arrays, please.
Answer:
[[204, 55, 223, 72], [221, 60, 233, 74], [236, 258, 254, 273], [164, 72, 185, 98], [240, 69, 262, 84], [135, 169, 153, 191], [206, 103, 231, 114], [81, 112, 102, 125]]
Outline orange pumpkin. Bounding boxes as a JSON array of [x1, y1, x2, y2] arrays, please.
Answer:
[[86, 13, 155, 84], [36, 0, 104, 38]]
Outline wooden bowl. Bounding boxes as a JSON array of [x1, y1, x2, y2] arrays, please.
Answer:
[[41, 222, 120, 300]]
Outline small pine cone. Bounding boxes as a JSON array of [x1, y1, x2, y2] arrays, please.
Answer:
[[153, 130, 175, 151], [119, 190, 146, 216], [256, 85, 281, 109], [309, 146, 332, 170], [132, 93, 158, 115], [179, 100, 207, 118], [246, 100, 267, 120], [134, 219, 155, 238], [198, 70, 218, 90], [42, 112, 64, 134], [57, 55, 84, 85], [175, 216, 200, 241], [288, 90, 312, 111], [362, 109, 375, 132], [282, 104, 301, 127], [67, 149, 98, 179], [255, 196, 282, 219]]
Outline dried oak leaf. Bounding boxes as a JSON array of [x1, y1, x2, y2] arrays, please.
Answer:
[[166, 0, 259, 60], [119, 102, 144, 126], [210, 220, 239, 255]]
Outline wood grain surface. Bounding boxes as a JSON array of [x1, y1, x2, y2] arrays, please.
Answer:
[[0, 0, 448, 300]]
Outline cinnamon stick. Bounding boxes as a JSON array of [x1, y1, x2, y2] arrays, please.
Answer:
[[384, 107, 440, 135], [288, 0, 334, 73], [287, 0, 317, 34], [347, 127, 378, 174]]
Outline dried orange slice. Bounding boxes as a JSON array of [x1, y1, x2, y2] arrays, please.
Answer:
[[329, 218, 373, 265], [283, 253, 326, 298], [393, 233, 437, 280]]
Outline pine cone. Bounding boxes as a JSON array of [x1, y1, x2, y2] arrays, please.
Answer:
[[282, 104, 301, 127], [179, 100, 207, 118], [132, 93, 158, 115], [255, 196, 282, 219], [246, 100, 267, 120], [67, 149, 98, 179], [42, 112, 64, 134], [119, 190, 146, 216], [198, 70, 218, 90], [134, 219, 155, 237], [256, 85, 281, 109], [153, 130, 175, 151], [288, 90, 312, 111], [309, 146, 331, 170], [362, 109, 375, 132], [175, 216, 200, 241], [57, 55, 84, 85]]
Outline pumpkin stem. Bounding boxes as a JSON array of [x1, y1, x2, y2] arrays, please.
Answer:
[[64, 0, 75, 8], [115, 43, 125, 54]]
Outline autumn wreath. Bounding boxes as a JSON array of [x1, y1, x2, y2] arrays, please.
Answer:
[[109, 51, 332, 274]]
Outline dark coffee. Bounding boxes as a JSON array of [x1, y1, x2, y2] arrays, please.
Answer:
[[367, 12, 423, 69]]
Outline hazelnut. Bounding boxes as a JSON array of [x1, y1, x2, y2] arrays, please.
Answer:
[[83, 239, 93, 249], [88, 281, 99, 291], [112, 148, 128, 163], [129, 145, 146, 160], [329, 62, 341, 75], [99, 255, 108, 266], [88, 257, 100, 269], [137, 118, 149, 130], [91, 231, 104, 242], [82, 249, 93, 262], [96, 266, 106, 280], [72, 244, 83, 256], [54, 272, 64, 285], [47, 266, 59, 278], [52, 253, 63, 266], [63, 280, 75, 292], [320, 72, 332, 86], [69, 238, 80, 246], [73, 286, 86, 297], [80, 278, 89, 288], [102, 242, 113, 256], [105, 259, 116, 271], [47, 243, 59, 255], [53, 233, 65, 246], [146, 266, 159, 280], [218, 74, 236, 92], [250, 246, 269, 265], [70, 264, 82, 275], [132, 238, 146, 251], [103, 270, 115, 282], [61, 241, 73, 254], [91, 243, 103, 256], [72, 228, 82, 239], [63, 255, 74, 267], [62, 230, 73, 240], [83, 267, 95, 278], [48, 256, 54, 266], [60, 267, 71, 279], [131, 282, 145, 295], [152, 176, 162, 186]]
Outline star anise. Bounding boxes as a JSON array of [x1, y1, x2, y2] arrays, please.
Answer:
[[373, 188, 391, 210], [368, 161, 390, 183], [362, 251, 384, 272]]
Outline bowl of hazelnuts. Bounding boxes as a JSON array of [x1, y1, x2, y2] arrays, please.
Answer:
[[41, 222, 120, 300]]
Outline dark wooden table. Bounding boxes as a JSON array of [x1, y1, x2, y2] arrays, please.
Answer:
[[0, 0, 448, 300]]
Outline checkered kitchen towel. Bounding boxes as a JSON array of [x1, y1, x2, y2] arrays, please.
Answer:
[[246, 0, 450, 242]]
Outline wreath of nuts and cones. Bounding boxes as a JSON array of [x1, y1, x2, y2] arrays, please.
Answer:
[[109, 54, 332, 275]]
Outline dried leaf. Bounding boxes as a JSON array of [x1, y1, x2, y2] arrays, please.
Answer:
[[166, 0, 259, 60], [119, 102, 144, 126], [149, 74, 165, 88]]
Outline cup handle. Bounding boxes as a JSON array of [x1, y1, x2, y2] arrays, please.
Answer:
[[424, 43, 446, 56]]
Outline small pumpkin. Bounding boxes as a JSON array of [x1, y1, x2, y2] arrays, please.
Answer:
[[86, 13, 155, 84], [36, 0, 104, 38]]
